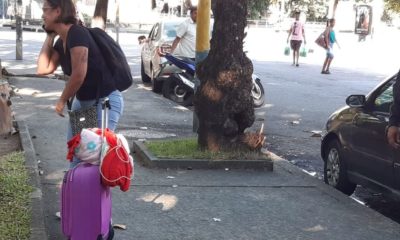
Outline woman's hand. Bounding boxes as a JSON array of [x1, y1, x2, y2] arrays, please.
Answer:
[[55, 99, 66, 117]]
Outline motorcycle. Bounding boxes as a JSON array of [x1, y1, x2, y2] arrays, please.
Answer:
[[161, 54, 265, 108]]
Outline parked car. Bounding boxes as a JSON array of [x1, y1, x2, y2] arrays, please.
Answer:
[[140, 19, 183, 93], [321, 73, 400, 199]]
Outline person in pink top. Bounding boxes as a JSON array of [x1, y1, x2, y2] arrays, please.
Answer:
[[287, 11, 306, 67]]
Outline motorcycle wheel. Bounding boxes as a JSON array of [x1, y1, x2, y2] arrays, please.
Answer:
[[162, 76, 194, 107], [252, 78, 265, 108]]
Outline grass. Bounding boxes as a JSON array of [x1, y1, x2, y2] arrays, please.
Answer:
[[0, 152, 32, 240], [145, 138, 268, 160]]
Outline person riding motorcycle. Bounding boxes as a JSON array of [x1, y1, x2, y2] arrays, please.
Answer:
[[170, 6, 197, 61]]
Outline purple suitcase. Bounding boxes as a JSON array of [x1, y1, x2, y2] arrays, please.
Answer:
[[61, 163, 112, 240]]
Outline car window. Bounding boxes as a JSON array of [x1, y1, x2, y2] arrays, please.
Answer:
[[163, 23, 179, 39], [148, 25, 156, 39], [372, 79, 395, 113], [150, 24, 160, 40]]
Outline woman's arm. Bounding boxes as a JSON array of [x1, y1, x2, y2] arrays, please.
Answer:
[[335, 36, 341, 49], [287, 26, 292, 42], [37, 34, 60, 75], [55, 46, 88, 116], [324, 27, 330, 49]]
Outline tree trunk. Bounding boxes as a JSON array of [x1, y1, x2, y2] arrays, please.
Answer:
[[195, 0, 257, 152], [0, 82, 12, 135], [93, 0, 108, 30], [332, 0, 339, 18]]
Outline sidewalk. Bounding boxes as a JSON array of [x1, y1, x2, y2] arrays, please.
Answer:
[[4, 70, 399, 240]]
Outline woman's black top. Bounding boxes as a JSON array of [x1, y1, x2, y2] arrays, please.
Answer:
[[54, 24, 116, 101]]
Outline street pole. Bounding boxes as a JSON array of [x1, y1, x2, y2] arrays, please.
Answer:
[[180, 0, 184, 17], [193, 0, 210, 132], [15, 0, 22, 60], [196, 0, 210, 64], [2, 0, 5, 21]]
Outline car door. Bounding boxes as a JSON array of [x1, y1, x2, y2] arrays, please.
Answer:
[[393, 146, 400, 191], [150, 23, 163, 78], [349, 78, 395, 188], [142, 23, 160, 77]]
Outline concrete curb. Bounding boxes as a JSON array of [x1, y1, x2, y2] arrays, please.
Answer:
[[18, 120, 48, 240], [132, 140, 274, 170]]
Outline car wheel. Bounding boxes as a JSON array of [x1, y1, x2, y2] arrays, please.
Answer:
[[141, 59, 151, 83], [162, 76, 193, 106], [323, 139, 357, 195], [252, 78, 265, 108], [151, 68, 163, 93]]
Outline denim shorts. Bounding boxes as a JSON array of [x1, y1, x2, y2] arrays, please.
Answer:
[[68, 90, 124, 168], [326, 44, 334, 59]]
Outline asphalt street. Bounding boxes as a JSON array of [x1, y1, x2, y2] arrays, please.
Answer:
[[1, 24, 400, 225]]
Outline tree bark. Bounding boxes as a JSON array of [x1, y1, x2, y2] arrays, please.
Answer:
[[332, 0, 339, 18], [0, 82, 12, 135], [93, 0, 108, 30], [195, 0, 257, 152]]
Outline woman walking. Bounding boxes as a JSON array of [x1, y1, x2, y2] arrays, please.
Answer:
[[287, 10, 306, 67], [321, 18, 340, 74]]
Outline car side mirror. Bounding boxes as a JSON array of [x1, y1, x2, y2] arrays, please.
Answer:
[[346, 95, 366, 108]]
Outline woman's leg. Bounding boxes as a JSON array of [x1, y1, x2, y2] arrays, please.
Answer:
[[68, 91, 124, 168], [326, 57, 333, 72], [98, 90, 124, 131], [290, 40, 295, 65], [292, 49, 296, 65], [325, 47, 334, 72], [322, 56, 329, 72]]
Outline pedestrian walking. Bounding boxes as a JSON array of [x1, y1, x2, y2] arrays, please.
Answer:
[[287, 10, 306, 67], [321, 18, 340, 74]]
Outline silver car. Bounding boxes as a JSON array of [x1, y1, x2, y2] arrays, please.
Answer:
[[140, 19, 183, 93]]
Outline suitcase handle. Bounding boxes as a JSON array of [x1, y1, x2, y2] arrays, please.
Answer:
[[101, 98, 110, 132]]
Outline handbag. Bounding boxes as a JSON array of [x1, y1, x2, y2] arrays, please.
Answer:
[[68, 103, 98, 136], [67, 82, 101, 136], [315, 32, 327, 48]]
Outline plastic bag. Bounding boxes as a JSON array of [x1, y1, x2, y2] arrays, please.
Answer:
[[300, 46, 307, 57], [284, 46, 290, 56]]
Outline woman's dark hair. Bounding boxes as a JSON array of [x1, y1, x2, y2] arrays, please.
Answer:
[[46, 0, 77, 25], [327, 18, 335, 27]]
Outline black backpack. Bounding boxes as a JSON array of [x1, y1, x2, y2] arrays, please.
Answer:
[[87, 27, 133, 92]]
